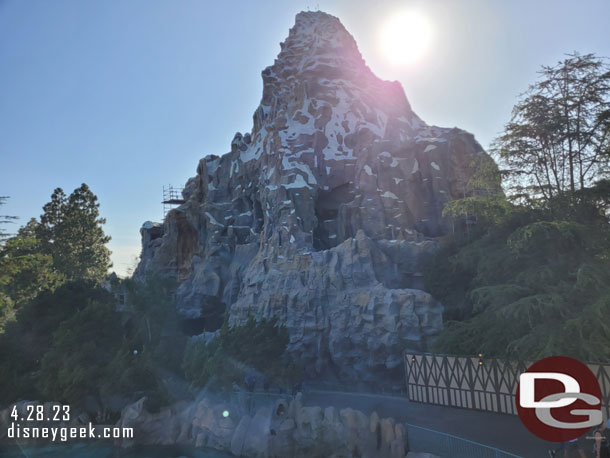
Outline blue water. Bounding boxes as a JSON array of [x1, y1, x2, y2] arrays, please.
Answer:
[[0, 442, 235, 458]]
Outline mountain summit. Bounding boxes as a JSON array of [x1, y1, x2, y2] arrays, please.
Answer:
[[136, 11, 492, 384]]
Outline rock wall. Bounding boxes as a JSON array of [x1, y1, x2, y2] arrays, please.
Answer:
[[135, 11, 494, 383], [116, 394, 409, 458]]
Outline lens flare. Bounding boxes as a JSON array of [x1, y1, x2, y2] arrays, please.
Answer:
[[379, 11, 432, 65]]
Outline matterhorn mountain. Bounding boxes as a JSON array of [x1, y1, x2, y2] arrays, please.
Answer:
[[136, 11, 492, 384]]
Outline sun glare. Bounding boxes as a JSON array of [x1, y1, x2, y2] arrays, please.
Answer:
[[380, 11, 432, 65]]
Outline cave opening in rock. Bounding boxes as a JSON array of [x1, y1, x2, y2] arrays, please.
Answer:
[[149, 230, 162, 241], [253, 197, 264, 233], [313, 183, 353, 250], [180, 317, 207, 336], [179, 295, 227, 336]]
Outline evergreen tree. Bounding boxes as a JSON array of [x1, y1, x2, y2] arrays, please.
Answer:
[[38, 184, 112, 282], [0, 219, 61, 329], [0, 196, 18, 242], [495, 53, 610, 201]]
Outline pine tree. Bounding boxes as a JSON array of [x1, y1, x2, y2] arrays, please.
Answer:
[[38, 184, 112, 282], [495, 53, 610, 201], [0, 196, 18, 242]]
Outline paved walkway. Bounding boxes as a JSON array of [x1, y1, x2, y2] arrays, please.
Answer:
[[301, 390, 554, 458]]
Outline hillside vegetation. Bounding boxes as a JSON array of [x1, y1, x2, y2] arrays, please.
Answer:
[[428, 53, 610, 361], [0, 186, 297, 420]]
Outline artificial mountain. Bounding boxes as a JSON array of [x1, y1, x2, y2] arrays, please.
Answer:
[[135, 11, 493, 385]]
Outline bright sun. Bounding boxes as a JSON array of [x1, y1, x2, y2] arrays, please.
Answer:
[[380, 11, 432, 65]]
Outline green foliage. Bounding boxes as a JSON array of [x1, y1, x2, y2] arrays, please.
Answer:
[[183, 316, 300, 392], [0, 181, 372, 414], [0, 274, 184, 415], [182, 333, 241, 392], [429, 209, 610, 360], [0, 281, 110, 404], [432, 53, 610, 361], [38, 184, 112, 283], [494, 53, 610, 200], [442, 156, 512, 234], [37, 301, 123, 405], [0, 190, 298, 415], [0, 186, 191, 414], [36, 295, 167, 410], [423, 242, 473, 320], [0, 185, 112, 328], [103, 345, 163, 404], [0, 196, 18, 242], [0, 219, 63, 328], [122, 274, 187, 373]]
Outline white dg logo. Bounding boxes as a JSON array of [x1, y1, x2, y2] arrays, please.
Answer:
[[519, 372, 602, 429]]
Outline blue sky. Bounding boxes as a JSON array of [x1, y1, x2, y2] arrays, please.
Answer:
[[1, 0, 609, 275]]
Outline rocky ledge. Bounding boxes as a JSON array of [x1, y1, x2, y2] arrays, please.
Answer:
[[115, 393, 410, 458]]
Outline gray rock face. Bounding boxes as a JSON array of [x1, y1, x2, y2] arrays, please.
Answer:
[[135, 11, 493, 382], [115, 394, 409, 458]]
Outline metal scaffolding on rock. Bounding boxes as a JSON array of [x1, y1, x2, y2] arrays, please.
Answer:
[[162, 185, 185, 217]]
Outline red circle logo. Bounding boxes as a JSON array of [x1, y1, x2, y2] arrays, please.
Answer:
[[516, 356, 602, 442]]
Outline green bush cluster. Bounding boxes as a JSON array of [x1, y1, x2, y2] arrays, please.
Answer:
[[0, 277, 180, 417], [183, 316, 302, 392], [427, 184, 610, 361]]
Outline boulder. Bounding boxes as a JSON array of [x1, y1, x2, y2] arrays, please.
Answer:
[[114, 394, 410, 458]]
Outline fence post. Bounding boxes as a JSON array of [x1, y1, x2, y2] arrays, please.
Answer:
[[423, 354, 430, 403]]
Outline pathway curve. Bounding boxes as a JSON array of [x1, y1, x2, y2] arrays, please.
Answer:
[[301, 390, 555, 458]]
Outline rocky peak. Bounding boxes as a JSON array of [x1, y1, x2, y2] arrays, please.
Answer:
[[282, 11, 361, 63], [271, 11, 367, 83], [254, 11, 417, 144], [135, 11, 494, 385]]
